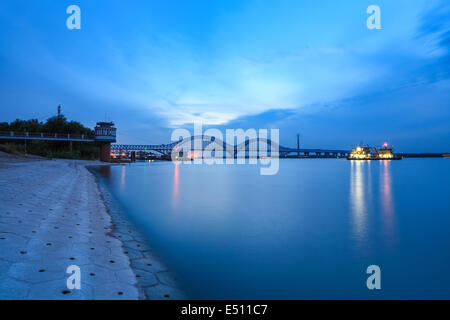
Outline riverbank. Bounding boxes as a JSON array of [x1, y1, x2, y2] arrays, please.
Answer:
[[89, 165, 186, 299], [0, 152, 184, 299]]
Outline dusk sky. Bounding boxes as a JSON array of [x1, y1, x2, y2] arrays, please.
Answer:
[[0, 0, 449, 151]]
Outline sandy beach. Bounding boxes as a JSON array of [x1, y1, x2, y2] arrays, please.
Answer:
[[0, 152, 184, 300]]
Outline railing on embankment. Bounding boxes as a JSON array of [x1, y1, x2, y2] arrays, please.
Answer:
[[0, 131, 95, 142]]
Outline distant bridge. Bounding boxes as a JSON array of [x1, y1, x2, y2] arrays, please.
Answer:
[[111, 135, 350, 158]]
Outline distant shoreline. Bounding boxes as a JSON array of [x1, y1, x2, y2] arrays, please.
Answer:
[[398, 153, 450, 158]]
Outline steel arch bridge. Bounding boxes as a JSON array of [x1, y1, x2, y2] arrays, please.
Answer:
[[111, 136, 350, 158]]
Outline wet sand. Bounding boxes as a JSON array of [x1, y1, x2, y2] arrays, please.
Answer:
[[0, 152, 184, 299]]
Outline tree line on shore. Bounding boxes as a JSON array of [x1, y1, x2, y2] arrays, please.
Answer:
[[0, 116, 99, 160]]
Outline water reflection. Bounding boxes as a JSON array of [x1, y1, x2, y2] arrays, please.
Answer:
[[350, 160, 397, 249], [120, 165, 126, 191], [172, 163, 180, 210], [380, 160, 396, 245], [95, 165, 111, 180], [349, 161, 369, 247], [97, 160, 450, 298]]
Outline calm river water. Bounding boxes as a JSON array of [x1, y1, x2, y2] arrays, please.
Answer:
[[94, 159, 450, 299]]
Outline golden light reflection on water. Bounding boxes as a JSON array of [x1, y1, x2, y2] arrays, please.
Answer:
[[350, 160, 369, 246], [350, 160, 397, 249], [380, 160, 396, 245]]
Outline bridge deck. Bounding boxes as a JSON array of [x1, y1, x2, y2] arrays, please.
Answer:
[[111, 144, 349, 154]]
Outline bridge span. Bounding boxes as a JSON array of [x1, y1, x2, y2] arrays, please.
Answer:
[[111, 136, 350, 158]]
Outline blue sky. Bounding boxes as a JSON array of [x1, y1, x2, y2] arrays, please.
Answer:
[[0, 0, 449, 151]]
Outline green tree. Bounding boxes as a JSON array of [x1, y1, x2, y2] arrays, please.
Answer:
[[42, 116, 93, 135], [0, 122, 9, 131], [1, 115, 97, 160], [9, 119, 43, 132]]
